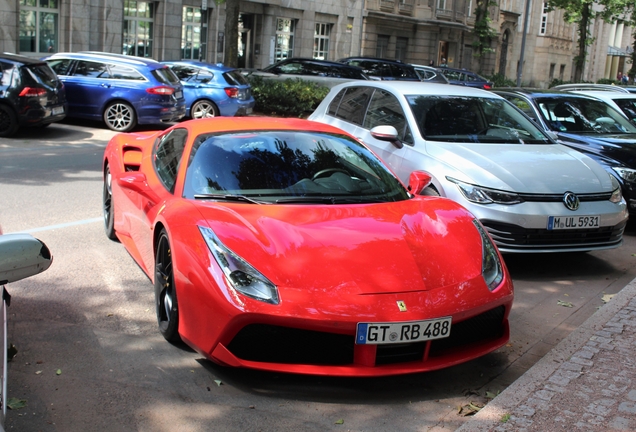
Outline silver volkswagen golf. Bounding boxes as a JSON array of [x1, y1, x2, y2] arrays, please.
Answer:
[[309, 81, 628, 253]]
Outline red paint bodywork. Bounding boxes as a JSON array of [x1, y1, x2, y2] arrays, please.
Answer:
[[103, 117, 514, 376]]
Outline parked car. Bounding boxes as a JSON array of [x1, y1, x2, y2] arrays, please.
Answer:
[[410, 64, 450, 83], [44, 51, 186, 132], [247, 58, 369, 88], [162, 60, 255, 118], [559, 90, 636, 125], [102, 116, 513, 376], [309, 81, 628, 253], [438, 67, 494, 90], [0, 53, 66, 137], [494, 88, 636, 216], [337, 57, 420, 81]]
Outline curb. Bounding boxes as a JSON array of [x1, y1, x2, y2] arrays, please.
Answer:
[[456, 276, 636, 431]]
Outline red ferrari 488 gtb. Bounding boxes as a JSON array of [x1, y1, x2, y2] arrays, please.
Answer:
[[102, 117, 513, 376]]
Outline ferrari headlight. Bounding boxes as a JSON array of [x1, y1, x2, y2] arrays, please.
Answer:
[[199, 226, 279, 304], [609, 174, 623, 203], [612, 167, 636, 183], [448, 178, 523, 205], [473, 220, 504, 291]]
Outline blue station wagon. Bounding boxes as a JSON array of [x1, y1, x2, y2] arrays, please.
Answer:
[[44, 52, 186, 131]]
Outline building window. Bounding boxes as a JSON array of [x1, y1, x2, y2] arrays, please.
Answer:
[[314, 23, 331, 60], [539, 2, 548, 35], [549, 63, 556, 80], [559, 64, 565, 80], [395, 37, 408, 61], [182, 7, 201, 60], [438, 0, 446, 10], [376, 35, 390, 58], [123, 0, 154, 57], [275, 18, 295, 62], [467, 0, 473, 17], [19, 0, 59, 54]]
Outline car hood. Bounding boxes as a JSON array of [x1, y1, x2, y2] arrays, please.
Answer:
[[196, 198, 485, 294], [557, 132, 636, 167], [427, 142, 612, 193]]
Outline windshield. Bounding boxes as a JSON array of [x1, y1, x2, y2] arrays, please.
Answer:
[[183, 130, 410, 204], [613, 98, 636, 125], [536, 97, 636, 134], [407, 95, 552, 144]]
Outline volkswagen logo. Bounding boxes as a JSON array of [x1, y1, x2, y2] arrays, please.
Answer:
[[563, 192, 580, 211]]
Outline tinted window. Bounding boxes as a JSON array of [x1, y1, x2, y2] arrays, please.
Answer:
[[154, 128, 188, 192], [327, 89, 346, 116], [331, 86, 374, 125], [47, 58, 73, 76], [614, 99, 636, 123], [183, 130, 409, 203], [170, 65, 198, 81], [224, 70, 248, 85], [153, 67, 180, 85], [108, 64, 145, 80], [364, 89, 413, 145], [23, 64, 59, 87], [277, 61, 303, 74], [0, 61, 15, 86], [74, 61, 109, 78], [536, 97, 636, 134], [504, 95, 538, 120]]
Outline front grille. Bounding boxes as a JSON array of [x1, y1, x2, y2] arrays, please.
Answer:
[[481, 219, 626, 250], [517, 192, 612, 202], [227, 324, 354, 365]]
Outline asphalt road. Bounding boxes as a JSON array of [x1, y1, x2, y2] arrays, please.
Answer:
[[1, 120, 635, 432]]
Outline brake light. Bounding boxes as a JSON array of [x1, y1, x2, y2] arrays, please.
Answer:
[[224, 87, 239, 98], [19, 87, 47, 97], [146, 86, 175, 95], [483, 84, 492, 90]]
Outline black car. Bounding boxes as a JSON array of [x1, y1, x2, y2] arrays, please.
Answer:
[[438, 67, 494, 90], [494, 88, 636, 215], [337, 57, 420, 81], [249, 58, 368, 89], [0, 53, 66, 137]]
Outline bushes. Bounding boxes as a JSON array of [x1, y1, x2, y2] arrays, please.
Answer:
[[487, 73, 516, 88], [248, 76, 329, 118]]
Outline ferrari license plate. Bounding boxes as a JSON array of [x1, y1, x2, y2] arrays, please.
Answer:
[[547, 215, 600, 230], [356, 317, 451, 345], [52, 106, 64, 115]]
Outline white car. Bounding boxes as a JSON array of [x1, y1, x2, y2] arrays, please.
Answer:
[[308, 81, 629, 253], [567, 90, 636, 125]]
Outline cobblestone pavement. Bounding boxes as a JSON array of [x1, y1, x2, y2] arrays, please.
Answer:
[[457, 278, 636, 432]]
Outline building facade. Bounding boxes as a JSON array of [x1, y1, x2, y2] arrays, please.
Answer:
[[1, 0, 633, 87]]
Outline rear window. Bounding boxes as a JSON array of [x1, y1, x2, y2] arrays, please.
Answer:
[[152, 67, 180, 85], [224, 70, 248, 86], [24, 64, 59, 87]]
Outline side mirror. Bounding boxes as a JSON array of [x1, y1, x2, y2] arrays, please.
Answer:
[[408, 171, 433, 195], [370, 125, 403, 149], [0, 234, 53, 285]]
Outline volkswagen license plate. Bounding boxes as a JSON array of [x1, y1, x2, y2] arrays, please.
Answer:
[[356, 317, 451, 345], [547, 215, 600, 230]]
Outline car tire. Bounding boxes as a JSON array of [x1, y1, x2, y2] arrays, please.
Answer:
[[103, 164, 117, 240], [155, 229, 180, 343], [0, 104, 19, 137], [191, 100, 219, 119], [103, 101, 137, 132], [421, 186, 440, 196]]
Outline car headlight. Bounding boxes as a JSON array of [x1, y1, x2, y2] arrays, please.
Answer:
[[448, 177, 523, 205], [199, 226, 279, 304], [609, 174, 623, 203], [473, 220, 504, 291], [612, 167, 636, 184]]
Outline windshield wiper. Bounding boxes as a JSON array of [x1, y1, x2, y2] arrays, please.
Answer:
[[193, 194, 270, 205]]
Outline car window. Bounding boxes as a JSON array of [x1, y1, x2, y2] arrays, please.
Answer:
[[170, 65, 198, 81], [407, 95, 551, 143], [441, 69, 462, 81], [47, 58, 73, 76], [0, 61, 15, 86], [364, 89, 413, 145], [329, 86, 374, 125], [504, 95, 538, 120], [154, 128, 189, 192], [224, 70, 248, 85], [536, 97, 636, 134], [23, 64, 60, 87], [277, 61, 303, 75], [107, 64, 145, 80], [193, 69, 214, 84], [614, 99, 636, 123], [74, 61, 109, 78], [153, 67, 180, 85]]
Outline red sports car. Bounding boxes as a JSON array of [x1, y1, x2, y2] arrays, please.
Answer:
[[102, 117, 513, 376]]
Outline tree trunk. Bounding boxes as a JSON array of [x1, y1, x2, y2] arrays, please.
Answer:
[[224, 0, 240, 68], [574, 3, 590, 82], [630, 30, 636, 81]]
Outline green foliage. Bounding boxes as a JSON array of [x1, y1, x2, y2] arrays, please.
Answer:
[[597, 78, 619, 84], [487, 73, 516, 87], [248, 76, 329, 118], [548, 78, 570, 88], [471, 0, 498, 57]]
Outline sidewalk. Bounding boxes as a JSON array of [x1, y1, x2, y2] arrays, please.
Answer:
[[457, 277, 636, 432]]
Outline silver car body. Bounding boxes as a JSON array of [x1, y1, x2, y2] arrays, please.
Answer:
[[309, 81, 628, 253]]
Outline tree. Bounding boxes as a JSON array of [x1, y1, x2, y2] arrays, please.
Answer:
[[215, 0, 240, 68], [471, 0, 498, 72]]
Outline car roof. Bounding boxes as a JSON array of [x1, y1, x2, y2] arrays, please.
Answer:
[[0, 52, 47, 66], [330, 80, 502, 97], [181, 116, 357, 137], [46, 51, 163, 67], [552, 83, 630, 93], [493, 88, 591, 98], [570, 90, 636, 101], [274, 57, 362, 68], [338, 57, 411, 65], [162, 60, 235, 72]]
